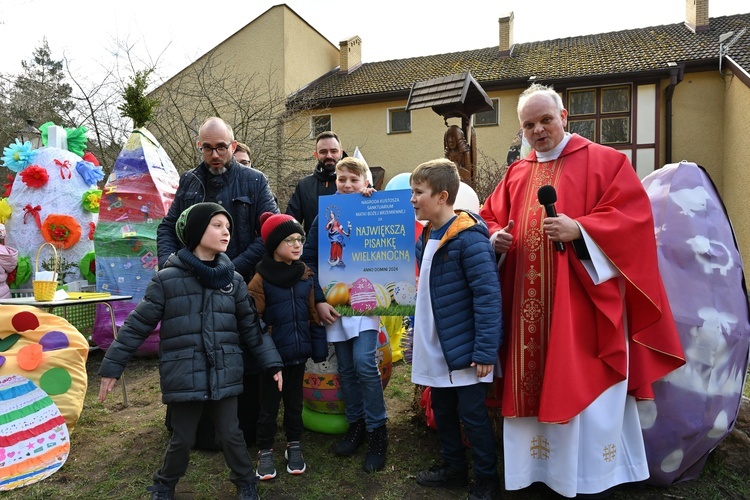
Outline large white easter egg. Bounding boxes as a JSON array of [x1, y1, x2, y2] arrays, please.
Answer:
[[393, 280, 417, 306], [0, 374, 70, 491]]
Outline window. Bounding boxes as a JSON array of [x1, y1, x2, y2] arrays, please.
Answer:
[[388, 108, 411, 134], [567, 85, 631, 144], [474, 99, 499, 126], [311, 115, 331, 138]]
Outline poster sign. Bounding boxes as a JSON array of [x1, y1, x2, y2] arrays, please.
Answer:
[[318, 190, 416, 316]]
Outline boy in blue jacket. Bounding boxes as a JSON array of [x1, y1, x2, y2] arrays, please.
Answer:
[[410, 159, 504, 500], [248, 213, 327, 480]]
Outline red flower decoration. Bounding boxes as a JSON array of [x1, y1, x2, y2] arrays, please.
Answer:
[[3, 174, 13, 198], [307, 373, 321, 389], [83, 151, 100, 166], [41, 214, 82, 249], [19, 165, 49, 189]]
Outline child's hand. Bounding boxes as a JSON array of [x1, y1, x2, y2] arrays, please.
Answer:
[[471, 362, 493, 379], [360, 186, 375, 197], [316, 302, 341, 325], [274, 371, 283, 392], [99, 377, 117, 402]]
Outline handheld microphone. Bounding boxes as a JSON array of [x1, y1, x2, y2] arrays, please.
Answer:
[[537, 185, 565, 252]]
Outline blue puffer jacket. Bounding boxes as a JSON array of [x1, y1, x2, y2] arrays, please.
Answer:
[[415, 210, 503, 371], [248, 265, 328, 366]]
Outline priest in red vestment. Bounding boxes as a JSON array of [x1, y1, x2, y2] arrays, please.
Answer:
[[479, 83, 684, 497]]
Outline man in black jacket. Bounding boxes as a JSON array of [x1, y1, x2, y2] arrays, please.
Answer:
[[157, 117, 279, 282], [157, 117, 279, 451], [285, 131, 345, 234]]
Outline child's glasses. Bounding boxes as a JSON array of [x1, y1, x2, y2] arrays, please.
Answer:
[[284, 236, 305, 246]]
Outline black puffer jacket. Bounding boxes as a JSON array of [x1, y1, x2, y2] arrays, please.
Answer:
[[285, 166, 338, 234], [99, 253, 282, 403], [157, 161, 279, 281]]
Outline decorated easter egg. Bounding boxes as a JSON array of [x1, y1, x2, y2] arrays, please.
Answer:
[[374, 283, 392, 308], [303, 326, 392, 433], [323, 281, 338, 296], [326, 282, 350, 306], [0, 374, 70, 491], [0, 306, 89, 432], [393, 280, 417, 306], [385, 282, 396, 301], [349, 277, 377, 312]]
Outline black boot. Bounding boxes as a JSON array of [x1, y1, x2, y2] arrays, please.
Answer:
[[363, 424, 388, 472], [334, 418, 366, 456]]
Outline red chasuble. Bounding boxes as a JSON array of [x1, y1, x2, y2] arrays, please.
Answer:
[[480, 134, 684, 423]]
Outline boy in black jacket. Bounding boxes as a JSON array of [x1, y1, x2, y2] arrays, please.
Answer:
[[99, 202, 283, 500]]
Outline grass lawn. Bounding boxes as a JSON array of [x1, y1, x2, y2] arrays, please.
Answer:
[[4, 351, 750, 499]]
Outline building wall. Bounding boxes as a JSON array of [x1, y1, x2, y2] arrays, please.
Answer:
[[721, 74, 750, 272], [670, 71, 726, 188], [302, 90, 524, 194]]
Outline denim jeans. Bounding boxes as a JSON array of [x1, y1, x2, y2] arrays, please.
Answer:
[[333, 329, 387, 431], [430, 383, 498, 479]]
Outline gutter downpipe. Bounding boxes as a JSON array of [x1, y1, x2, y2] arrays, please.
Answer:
[[665, 64, 684, 165]]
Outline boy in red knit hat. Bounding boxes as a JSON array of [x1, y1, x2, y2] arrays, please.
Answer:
[[248, 213, 328, 480]]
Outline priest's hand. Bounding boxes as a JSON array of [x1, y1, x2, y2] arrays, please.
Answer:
[[492, 220, 514, 253], [543, 213, 581, 242]]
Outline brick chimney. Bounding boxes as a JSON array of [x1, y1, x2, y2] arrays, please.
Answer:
[[499, 12, 514, 56], [339, 36, 362, 74], [685, 0, 710, 33]]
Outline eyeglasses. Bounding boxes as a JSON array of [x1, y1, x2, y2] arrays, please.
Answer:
[[284, 236, 305, 246], [199, 144, 231, 155], [237, 160, 251, 166]]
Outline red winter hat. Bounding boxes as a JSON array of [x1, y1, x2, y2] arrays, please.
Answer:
[[260, 212, 304, 254]]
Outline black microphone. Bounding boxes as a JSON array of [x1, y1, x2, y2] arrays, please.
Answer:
[[537, 185, 565, 252]]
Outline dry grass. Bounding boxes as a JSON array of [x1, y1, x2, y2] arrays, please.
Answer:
[[4, 352, 750, 499]]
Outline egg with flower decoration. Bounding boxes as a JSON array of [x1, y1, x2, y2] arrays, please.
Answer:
[[349, 277, 377, 312], [393, 280, 417, 306]]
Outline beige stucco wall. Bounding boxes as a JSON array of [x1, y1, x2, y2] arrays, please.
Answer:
[[182, 6, 338, 96], [669, 72, 726, 187], [302, 90, 524, 192], [721, 74, 750, 268]]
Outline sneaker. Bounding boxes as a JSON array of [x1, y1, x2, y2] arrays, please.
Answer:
[[236, 478, 260, 500], [334, 418, 366, 456], [416, 463, 469, 488], [285, 441, 307, 474], [363, 425, 388, 473], [467, 476, 502, 500], [255, 448, 277, 480], [146, 482, 174, 500]]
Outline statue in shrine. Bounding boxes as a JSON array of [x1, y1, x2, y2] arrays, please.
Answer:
[[444, 125, 474, 184]]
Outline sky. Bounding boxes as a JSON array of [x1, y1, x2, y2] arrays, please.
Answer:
[[0, 0, 745, 82]]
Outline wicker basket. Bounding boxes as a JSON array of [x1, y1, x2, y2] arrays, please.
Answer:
[[33, 243, 59, 301]]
